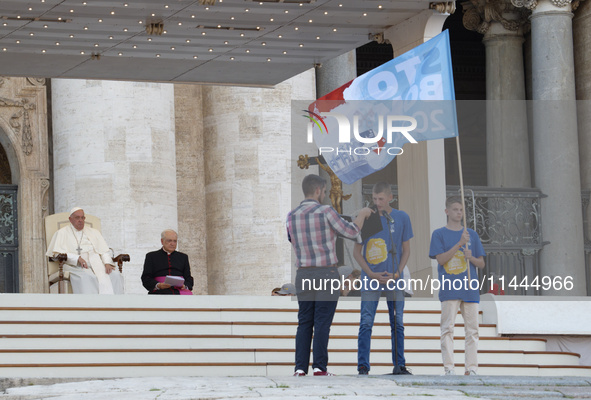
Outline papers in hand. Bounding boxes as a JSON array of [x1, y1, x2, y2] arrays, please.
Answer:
[[164, 275, 185, 287]]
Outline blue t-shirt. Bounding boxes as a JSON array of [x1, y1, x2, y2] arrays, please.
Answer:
[[428, 227, 485, 303], [360, 209, 413, 290]]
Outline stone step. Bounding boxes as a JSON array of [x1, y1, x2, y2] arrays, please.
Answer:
[[0, 308, 476, 325], [0, 321, 497, 338], [0, 348, 579, 366], [0, 294, 585, 378], [0, 335, 548, 352], [0, 363, 588, 379]]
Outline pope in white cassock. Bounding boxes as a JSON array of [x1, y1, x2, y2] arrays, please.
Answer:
[[46, 207, 124, 294]]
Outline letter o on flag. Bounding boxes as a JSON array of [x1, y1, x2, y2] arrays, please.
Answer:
[[367, 71, 398, 100]]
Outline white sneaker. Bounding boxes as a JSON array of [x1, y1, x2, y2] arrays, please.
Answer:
[[444, 369, 455, 376], [464, 370, 477, 376]]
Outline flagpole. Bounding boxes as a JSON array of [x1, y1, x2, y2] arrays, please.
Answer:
[[455, 135, 467, 231], [455, 135, 470, 281]]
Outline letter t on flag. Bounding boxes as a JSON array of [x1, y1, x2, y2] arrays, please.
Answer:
[[307, 30, 458, 185]]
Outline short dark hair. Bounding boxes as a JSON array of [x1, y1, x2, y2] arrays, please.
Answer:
[[372, 182, 392, 195], [302, 174, 326, 196], [446, 196, 462, 209]]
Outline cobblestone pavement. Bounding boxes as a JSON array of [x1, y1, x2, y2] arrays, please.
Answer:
[[0, 375, 590, 400]]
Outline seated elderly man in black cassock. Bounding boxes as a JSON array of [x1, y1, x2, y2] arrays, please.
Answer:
[[141, 229, 194, 295]]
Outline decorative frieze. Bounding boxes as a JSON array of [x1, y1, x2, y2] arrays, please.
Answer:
[[26, 77, 46, 87], [551, 0, 572, 7], [0, 96, 36, 156], [511, 0, 539, 9]]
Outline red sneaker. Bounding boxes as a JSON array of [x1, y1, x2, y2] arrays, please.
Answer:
[[313, 370, 335, 376], [293, 370, 306, 377]]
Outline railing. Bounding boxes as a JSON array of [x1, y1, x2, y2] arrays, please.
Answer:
[[446, 186, 544, 295], [362, 185, 591, 295]]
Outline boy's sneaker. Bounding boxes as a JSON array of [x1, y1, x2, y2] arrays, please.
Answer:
[[394, 366, 413, 375], [465, 370, 477, 376], [358, 366, 369, 375], [444, 369, 455, 376], [293, 370, 306, 377], [313, 368, 335, 376]]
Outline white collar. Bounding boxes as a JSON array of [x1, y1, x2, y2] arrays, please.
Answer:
[[70, 224, 84, 234]]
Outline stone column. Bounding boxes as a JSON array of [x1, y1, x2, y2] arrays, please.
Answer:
[[315, 50, 362, 268], [202, 69, 315, 295], [464, 0, 531, 187], [574, 0, 591, 190], [573, 0, 591, 278], [174, 84, 208, 294], [51, 79, 178, 294], [513, 0, 586, 294]]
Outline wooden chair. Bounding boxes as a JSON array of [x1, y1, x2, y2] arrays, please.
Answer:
[[44, 212, 130, 294]]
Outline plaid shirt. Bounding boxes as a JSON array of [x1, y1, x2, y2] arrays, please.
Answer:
[[287, 199, 361, 267]]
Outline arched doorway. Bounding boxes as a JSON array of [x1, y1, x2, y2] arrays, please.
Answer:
[[0, 140, 18, 293]]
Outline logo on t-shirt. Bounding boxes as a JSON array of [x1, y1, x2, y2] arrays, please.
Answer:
[[444, 250, 467, 275], [366, 238, 388, 265]]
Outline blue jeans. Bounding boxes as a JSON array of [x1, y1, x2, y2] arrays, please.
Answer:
[[357, 288, 405, 371], [294, 266, 340, 373]]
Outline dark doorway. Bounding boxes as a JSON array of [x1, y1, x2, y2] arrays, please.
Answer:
[[0, 143, 18, 293]]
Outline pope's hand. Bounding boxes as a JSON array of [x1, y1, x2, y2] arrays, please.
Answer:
[[78, 257, 89, 269], [105, 264, 115, 274]]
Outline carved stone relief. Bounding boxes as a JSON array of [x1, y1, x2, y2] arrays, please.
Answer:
[[463, 0, 531, 34], [0, 97, 36, 156]]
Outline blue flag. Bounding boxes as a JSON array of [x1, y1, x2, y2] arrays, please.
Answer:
[[307, 30, 458, 184]]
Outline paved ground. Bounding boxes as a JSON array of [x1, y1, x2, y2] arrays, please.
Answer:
[[1, 375, 590, 400]]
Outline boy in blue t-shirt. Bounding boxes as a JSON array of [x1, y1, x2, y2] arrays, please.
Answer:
[[354, 182, 413, 375], [429, 196, 485, 376]]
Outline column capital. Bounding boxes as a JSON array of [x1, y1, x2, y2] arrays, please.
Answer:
[[463, 0, 530, 34], [511, 0, 586, 11]]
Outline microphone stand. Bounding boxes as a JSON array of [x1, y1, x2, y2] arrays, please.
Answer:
[[385, 213, 402, 375]]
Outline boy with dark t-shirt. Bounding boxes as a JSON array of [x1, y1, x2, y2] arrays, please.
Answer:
[[354, 182, 413, 375]]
